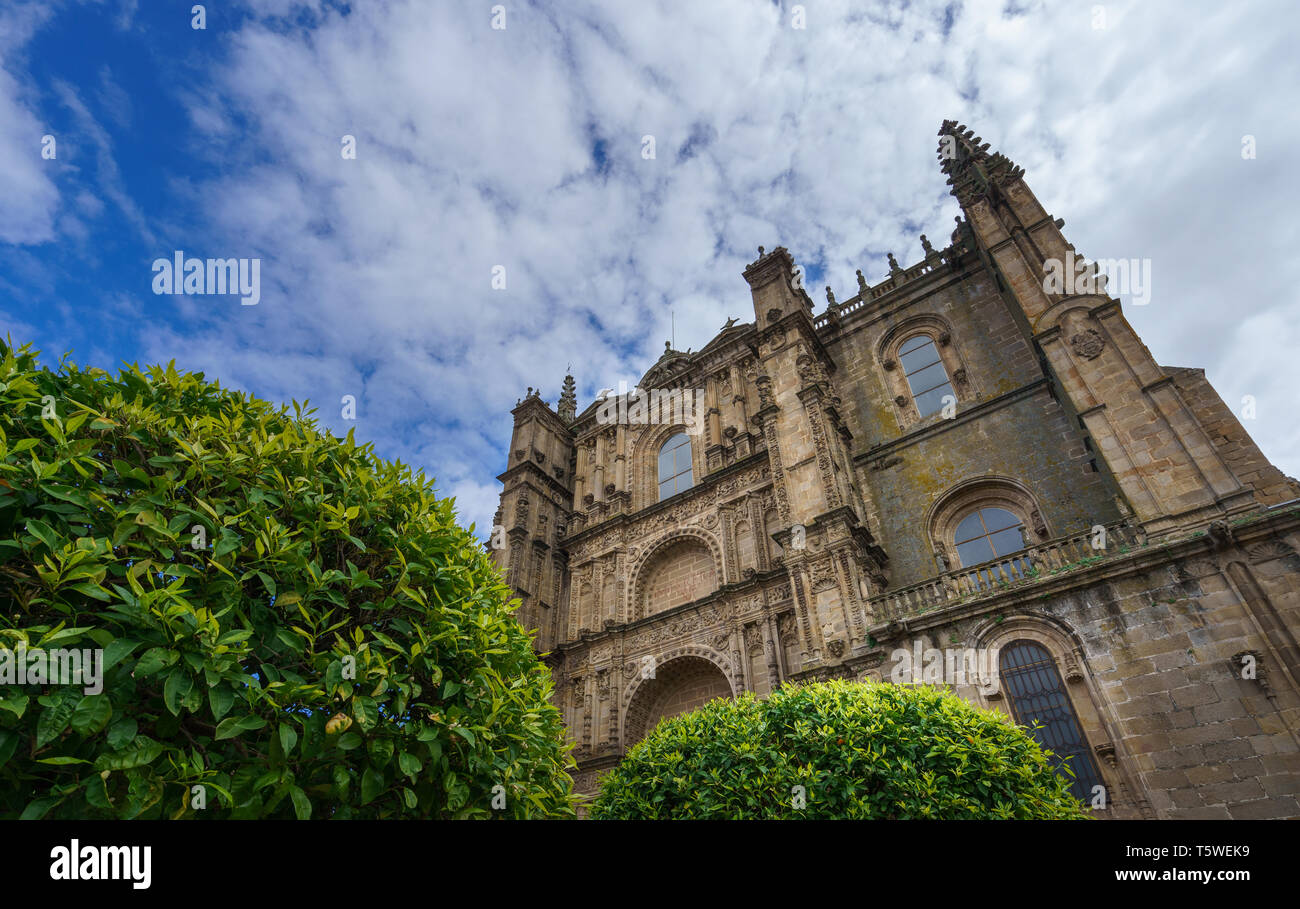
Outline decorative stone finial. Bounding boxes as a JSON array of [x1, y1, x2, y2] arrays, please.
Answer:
[[758, 245, 765, 257], [558, 373, 577, 421], [825, 286, 836, 306], [856, 269, 867, 291], [921, 234, 935, 255], [887, 252, 901, 273]]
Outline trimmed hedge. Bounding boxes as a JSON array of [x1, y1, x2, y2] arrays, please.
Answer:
[[0, 341, 576, 818], [592, 680, 1090, 819]]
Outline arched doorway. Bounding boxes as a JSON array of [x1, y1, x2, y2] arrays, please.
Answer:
[[623, 656, 734, 747]]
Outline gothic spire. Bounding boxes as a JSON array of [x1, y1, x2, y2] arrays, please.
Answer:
[[558, 372, 577, 422], [937, 120, 1025, 206]]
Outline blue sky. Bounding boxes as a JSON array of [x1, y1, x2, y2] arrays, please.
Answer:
[[2, 0, 1298, 537]]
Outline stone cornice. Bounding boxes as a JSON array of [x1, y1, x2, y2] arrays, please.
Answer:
[[495, 458, 576, 501]]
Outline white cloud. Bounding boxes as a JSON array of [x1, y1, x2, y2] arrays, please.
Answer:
[[24, 0, 1300, 536], [0, 2, 62, 245]]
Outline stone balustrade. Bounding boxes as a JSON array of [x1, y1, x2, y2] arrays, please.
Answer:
[[869, 519, 1146, 621]]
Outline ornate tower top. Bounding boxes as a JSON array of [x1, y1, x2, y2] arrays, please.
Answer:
[[742, 245, 812, 327], [558, 373, 577, 422], [937, 120, 1025, 206]]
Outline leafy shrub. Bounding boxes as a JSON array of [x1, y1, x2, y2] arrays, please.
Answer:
[[0, 341, 576, 818], [592, 679, 1089, 819]]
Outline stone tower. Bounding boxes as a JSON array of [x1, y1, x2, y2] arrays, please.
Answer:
[[490, 122, 1300, 818]]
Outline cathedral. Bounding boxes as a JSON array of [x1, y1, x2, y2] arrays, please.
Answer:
[[490, 121, 1300, 818]]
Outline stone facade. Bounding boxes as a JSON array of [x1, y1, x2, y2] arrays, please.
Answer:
[[490, 121, 1300, 818]]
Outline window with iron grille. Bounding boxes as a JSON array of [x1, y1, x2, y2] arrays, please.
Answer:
[[999, 640, 1105, 805]]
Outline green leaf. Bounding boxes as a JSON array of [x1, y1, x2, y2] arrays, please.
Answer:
[[24, 519, 60, 552], [163, 668, 193, 716], [332, 765, 351, 800], [105, 718, 137, 750], [134, 647, 176, 678], [208, 685, 235, 722], [398, 751, 422, 780], [289, 785, 312, 819], [352, 695, 378, 730], [0, 692, 30, 719], [102, 638, 141, 670], [68, 581, 112, 602], [71, 694, 113, 736], [214, 712, 267, 741], [361, 767, 383, 805], [238, 715, 267, 733], [0, 730, 19, 769], [35, 689, 81, 749], [278, 723, 298, 756], [215, 717, 246, 740], [324, 660, 343, 696], [20, 797, 59, 820], [450, 725, 477, 747], [94, 736, 165, 771]]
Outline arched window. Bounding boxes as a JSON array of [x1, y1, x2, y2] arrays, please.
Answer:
[[898, 334, 954, 417], [953, 507, 1026, 567], [999, 640, 1105, 803], [657, 433, 693, 501]]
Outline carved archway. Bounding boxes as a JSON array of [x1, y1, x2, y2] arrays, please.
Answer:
[[627, 528, 723, 620], [621, 650, 737, 748]]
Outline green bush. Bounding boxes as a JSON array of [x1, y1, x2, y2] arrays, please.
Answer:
[[0, 341, 576, 818], [592, 679, 1090, 819]]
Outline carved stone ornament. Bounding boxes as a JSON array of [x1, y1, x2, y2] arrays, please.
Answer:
[[882, 357, 897, 371], [1061, 648, 1084, 683], [1069, 328, 1105, 360], [894, 395, 908, 408], [1093, 741, 1117, 766], [1248, 539, 1295, 563], [1208, 519, 1235, 552], [1030, 508, 1048, 539]]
